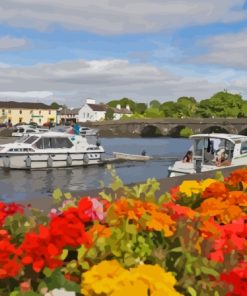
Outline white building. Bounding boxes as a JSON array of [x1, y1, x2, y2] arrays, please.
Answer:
[[78, 99, 132, 122]]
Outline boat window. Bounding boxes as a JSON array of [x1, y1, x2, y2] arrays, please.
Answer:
[[26, 129, 36, 133], [24, 136, 39, 144], [194, 139, 204, 156], [241, 142, 247, 154], [51, 137, 73, 148], [34, 137, 73, 149], [19, 128, 24, 133]]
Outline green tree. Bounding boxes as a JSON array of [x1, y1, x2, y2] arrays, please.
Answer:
[[135, 103, 148, 114], [149, 100, 161, 109], [196, 91, 244, 118], [144, 107, 164, 118], [176, 97, 197, 117], [180, 127, 193, 138], [161, 101, 179, 117], [105, 108, 114, 120], [50, 102, 61, 109]]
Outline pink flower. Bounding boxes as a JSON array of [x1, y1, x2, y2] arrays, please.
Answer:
[[85, 198, 105, 221], [48, 208, 58, 219]]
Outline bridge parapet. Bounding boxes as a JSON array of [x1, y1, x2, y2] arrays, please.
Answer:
[[81, 118, 247, 137]]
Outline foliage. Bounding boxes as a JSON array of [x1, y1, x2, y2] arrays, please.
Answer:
[[1, 168, 247, 295], [179, 127, 193, 138], [149, 100, 161, 109], [106, 91, 247, 119], [144, 107, 164, 118], [105, 108, 114, 120]]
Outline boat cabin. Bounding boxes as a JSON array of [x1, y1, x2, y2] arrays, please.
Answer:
[[168, 133, 247, 177]]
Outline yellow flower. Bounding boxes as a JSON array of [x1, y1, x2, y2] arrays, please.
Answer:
[[200, 178, 217, 191], [179, 180, 202, 197], [81, 261, 182, 296]]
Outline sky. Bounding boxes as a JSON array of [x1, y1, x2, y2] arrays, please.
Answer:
[[0, 0, 247, 107]]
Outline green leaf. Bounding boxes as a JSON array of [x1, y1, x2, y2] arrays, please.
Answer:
[[64, 192, 72, 199], [43, 267, 53, 278], [201, 266, 219, 277], [81, 261, 90, 270], [125, 223, 137, 234], [52, 188, 63, 203], [214, 171, 224, 182], [188, 286, 197, 296], [99, 190, 112, 202]]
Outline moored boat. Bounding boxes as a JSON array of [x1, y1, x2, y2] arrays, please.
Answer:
[[113, 152, 150, 161], [12, 125, 48, 137], [168, 133, 247, 177], [0, 131, 104, 169]]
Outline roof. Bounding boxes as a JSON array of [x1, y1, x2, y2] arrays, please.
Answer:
[[87, 104, 107, 112], [112, 107, 132, 114], [0, 101, 57, 110], [60, 107, 80, 115], [190, 133, 247, 143]]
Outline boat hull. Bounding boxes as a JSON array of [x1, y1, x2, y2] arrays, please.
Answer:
[[0, 152, 103, 169], [113, 152, 150, 161]]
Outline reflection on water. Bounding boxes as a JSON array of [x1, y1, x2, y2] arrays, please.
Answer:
[[0, 137, 191, 202]]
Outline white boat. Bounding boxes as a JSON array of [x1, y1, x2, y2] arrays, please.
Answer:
[[80, 126, 98, 137], [168, 133, 247, 177], [0, 131, 104, 169], [12, 125, 48, 137], [113, 152, 151, 161]]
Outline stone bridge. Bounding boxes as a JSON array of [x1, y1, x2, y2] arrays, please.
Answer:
[[82, 118, 247, 137]]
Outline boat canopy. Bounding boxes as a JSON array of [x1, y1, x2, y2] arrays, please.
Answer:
[[190, 133, 247, 144]]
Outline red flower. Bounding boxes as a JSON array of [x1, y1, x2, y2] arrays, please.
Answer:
[[0, 229, 21, 279], [220, 262, 247, 296], [0, 201, 24, 226]]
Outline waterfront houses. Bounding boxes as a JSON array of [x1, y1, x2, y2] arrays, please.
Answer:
[[58, 107, 80, 124], [0, 101, 58, 125], [78, 99, 132, 122]]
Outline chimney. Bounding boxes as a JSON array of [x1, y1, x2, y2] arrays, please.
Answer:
[[86, 98, 96, 104]]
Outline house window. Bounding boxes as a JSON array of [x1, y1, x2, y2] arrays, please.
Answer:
[[39, 118, 42, 123], [2, 109, 5, 115], [8, 110, 11, 114], [49, 110, 51, 115], [19, 110, 22, 114], [19, 118, 22, 123], [39, 110, 42, 115], [30, 110, 33, 114], [87, 113, 89, 118]]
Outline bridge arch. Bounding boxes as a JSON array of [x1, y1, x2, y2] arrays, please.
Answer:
[[239, 128, 247, 135], [201, 125, 229, 134], [168, 125, 187, 137], [140, 125, 163, 137]]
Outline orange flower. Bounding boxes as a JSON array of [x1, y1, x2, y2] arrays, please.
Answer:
[[202, 182, 228, 199], [87, 224, 112, 238], [146, 211, 175, 237], [228, 191, 247, 207], [226, 168, 247, 187]]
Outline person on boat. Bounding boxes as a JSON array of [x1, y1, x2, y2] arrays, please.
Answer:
[[73, 123, 80, 135], [215, 149, 231, 167], [68, 123, 74, 134], [182, 150, 193, 163]]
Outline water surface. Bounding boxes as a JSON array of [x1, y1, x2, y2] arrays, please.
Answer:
[[0, 137, 191, 202]]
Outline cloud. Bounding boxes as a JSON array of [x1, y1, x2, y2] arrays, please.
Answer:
[[0, 36, 29, 51], [0, 0, 245, 34], [0, 58, 228, 105], [191, 29, 247, 69]]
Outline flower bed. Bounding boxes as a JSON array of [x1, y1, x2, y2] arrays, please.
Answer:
[[0, 169, 246, 295]]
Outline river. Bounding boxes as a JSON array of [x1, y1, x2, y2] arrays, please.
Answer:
[[0, 137, 191, 202]]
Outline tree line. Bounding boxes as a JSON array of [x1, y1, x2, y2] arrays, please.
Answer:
[[106, 91, 247, 119]]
